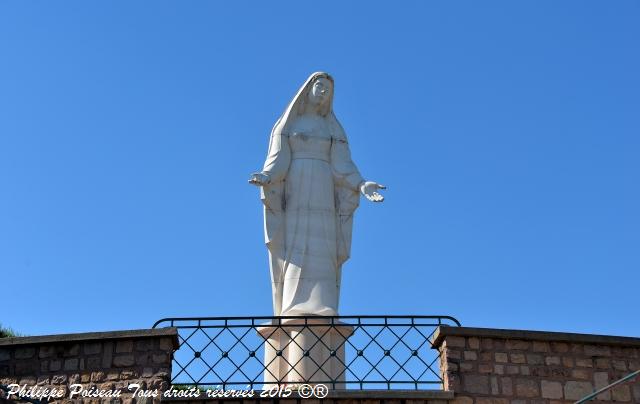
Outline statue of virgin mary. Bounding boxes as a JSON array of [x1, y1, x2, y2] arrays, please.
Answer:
[[249, 72, 385, 316]]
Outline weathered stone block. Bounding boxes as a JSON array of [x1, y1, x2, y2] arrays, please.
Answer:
[[152, 353, 169, 364], [141, 367, 154, 378], [612, 359, 627, 371], [515, 378, 539, 397], [135, 339, 155, 351], [91, 371, 106, 382], [476, 399, 509, 404], [18, 376, 36, 385], [69, 373, 80, 384], [480, 351, 493, 361], [541, 380, 563, 399], [116, 340, 134, 353], [575, 358, 593, 368], [0, 349, 10, 361], [551, 342, 569, 353], [479, 363, 493, 373], [102, 341, 114, 368], [611, 385, 631, 402], [84, 342, 102, 355], [481, 338, 494, 350], [490, 375, 499, 395], [120, 370, 137, 380], [571, 368, 591, 380], [464, 350, 477, 360], [446, 348, 462, 360], [63, 343, 79, 357], [570, 343, 584, 354], [49, 359, 62, 371], [545, 356, 560, 366], [494, 364, 504, 375], [113, 354, 135, 367], [561, 357, 573, 367], [64, 358, 78, 371], [584, 345, 610, 357], [520, 365, 530, 376], [594, 371, 611, 400], [501, 376, 513, 395], [550, 367, 571, 378], [38, 346, 57, 359], [87, 356, 101, 369], [15, 361, 37, 375], [51, 374, 67, 384], [532, 341, 549, 352], [506, 365, 519, 375], [106, 371, 120, 381], [451, 396, 473, 404], [136, 352, 151, 366], [468, 337, 480, 350], [159, 337, 174, 351], [463, 374, 490, 394], [506, 340, 530, 350], [15, 347, 36, 359], [526, 354, 543, 365], [564, 381, 593, 401], [495, 352, 508, 363], [530, 366, 550, 377], [446, 336, 466, 348], [510, 353, 526, 364], [633, 384, 640, 402], [36, 375, 49, 385]]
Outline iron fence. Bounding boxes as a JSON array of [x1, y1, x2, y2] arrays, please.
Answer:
[[152, 315, 460, 390]]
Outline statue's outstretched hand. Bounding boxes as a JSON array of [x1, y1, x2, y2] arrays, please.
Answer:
[[360, 181, 386, 202], [248, 172, 271, 187]]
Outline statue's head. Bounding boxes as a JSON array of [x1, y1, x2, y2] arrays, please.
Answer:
[[289, 72, 333, 117], [274, 72, 338, 134], [307, 74, 333, 109]]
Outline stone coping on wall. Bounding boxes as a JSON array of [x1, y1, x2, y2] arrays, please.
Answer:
[[0, 327, 179, 349], [431, 326, 640, 349]]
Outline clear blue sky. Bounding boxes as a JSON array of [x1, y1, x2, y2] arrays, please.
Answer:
[[1, 1, 638, 338]]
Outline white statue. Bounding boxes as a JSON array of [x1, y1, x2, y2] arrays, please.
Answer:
[[249, 72, 385, 317]]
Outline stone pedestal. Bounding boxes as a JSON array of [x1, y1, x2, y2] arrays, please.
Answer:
[[257, 318, 354, 388]]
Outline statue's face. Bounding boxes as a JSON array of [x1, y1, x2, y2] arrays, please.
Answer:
[[308, 77, 331, 106]]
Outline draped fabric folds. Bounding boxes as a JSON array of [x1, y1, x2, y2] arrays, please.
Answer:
[[259, 72, 363, 316]]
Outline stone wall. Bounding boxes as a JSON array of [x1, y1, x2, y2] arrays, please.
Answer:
[[432, 327, 640, 404], [2, 324, 639, 404], [0, 328, 178, 403]]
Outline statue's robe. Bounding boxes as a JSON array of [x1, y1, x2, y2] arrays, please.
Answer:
[[260, 112, 363, 316]]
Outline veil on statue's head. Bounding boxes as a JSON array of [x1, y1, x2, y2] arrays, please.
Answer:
[[271, 72, 346, 140]]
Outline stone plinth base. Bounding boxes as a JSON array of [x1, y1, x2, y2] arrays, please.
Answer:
[[257, 318, 354, 388]]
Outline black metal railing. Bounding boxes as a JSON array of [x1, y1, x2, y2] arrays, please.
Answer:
[[152, 315, 460, 390]]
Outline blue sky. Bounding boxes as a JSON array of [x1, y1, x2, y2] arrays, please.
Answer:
[[1, 1, 638, 338]]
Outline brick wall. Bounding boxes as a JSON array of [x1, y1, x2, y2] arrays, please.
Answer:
[[0, 328, 178, 402], [432, 327, 640, 404]]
